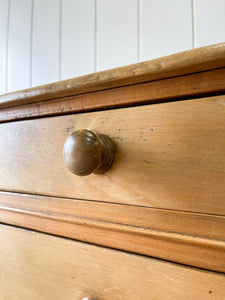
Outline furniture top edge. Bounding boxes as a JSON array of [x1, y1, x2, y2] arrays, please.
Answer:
[[1, 42, 225, 109]]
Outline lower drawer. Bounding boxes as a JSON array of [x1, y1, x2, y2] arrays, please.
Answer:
[[1, 224, 225, 300]]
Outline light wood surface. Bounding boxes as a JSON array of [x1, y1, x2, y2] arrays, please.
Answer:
[[1, 96, 225, 215], [0, 42, 225, 109], [1, 224, 225, 300], [0, 67, 225, 123], [1, 191, 225, 272], [1, 43, 225, 297]]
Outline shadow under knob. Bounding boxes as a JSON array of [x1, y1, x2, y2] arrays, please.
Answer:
[[63, 129, 116, 176]]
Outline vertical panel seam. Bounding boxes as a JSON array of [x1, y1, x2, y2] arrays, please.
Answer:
[[137, 0, 140, 62], [138, 0, 142, 62], [94, 0, 96, 72], [191, 0, 196, 48], [5, 0, 10, 93], [95, 0, 99, 72], [30, 0, 34, 88], [59, 0, 62, 81]]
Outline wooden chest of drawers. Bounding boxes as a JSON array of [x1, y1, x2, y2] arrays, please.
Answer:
[[1, 43, 225, 299]]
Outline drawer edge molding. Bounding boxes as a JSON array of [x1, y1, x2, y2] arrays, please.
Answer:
[[1, 191, 225, 273], [0, 42, 225, 110], [1, 68, 225, 123]]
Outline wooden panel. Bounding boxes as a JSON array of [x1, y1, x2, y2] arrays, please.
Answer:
[[7, 0, 32, 93], [0, 191, 225, 272], [97, 0, 137, 71], [194, 0, 225, 47], [1, 224, 225, 300], [141, 0, 192, 60], [61, 0, 95, 80], [0, 0, 9, 95], [0, 67, 225, 122], [1, 96, 225, 215], [0, 42, 225, 109], [32, 0, 60, 86]]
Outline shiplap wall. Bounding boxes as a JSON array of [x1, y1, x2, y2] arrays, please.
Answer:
[[0, 0, 225, 95]]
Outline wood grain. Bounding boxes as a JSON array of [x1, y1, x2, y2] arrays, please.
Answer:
[[1, 96, 225, 215], [0, 191, 225, 272], [0, 67, 225, 122], [1, 224, 225, 300], [0, 42, 225, 109]]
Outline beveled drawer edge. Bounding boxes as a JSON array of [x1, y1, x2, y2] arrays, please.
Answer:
[[1, 68, 225, 123], [1, 191, 224, 273], [1, 42, 225, 110]]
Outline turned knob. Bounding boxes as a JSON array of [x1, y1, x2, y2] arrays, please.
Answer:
[[63, 129, 116, 176]]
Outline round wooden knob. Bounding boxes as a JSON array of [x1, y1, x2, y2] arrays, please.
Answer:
[[63, 129, 116, 176]]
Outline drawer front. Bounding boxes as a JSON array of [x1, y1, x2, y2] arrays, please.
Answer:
[[1, 96, 225, 215], [1, 224, 225, 300]]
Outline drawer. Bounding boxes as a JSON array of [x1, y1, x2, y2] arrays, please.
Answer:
[[1, 224, 225, 300], [1, 96, 225, 215]]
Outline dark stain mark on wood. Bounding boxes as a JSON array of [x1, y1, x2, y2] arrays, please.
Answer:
[[66, 126, 75, 133], [113, 136, 123, 142], [143, 160, 150, 164]]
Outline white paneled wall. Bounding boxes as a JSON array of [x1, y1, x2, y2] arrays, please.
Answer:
[[194, 0, 225, 47], [61, 0, 95, 79], [0, 0, 9, 95], [32, 0, 60, 86], [0, 0, 225, 94], [140, 0, 193, 60], [8, 0, 32, 92], [97, 0, 138, 70]]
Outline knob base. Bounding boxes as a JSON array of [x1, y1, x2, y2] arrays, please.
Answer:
[[94, 133, 116, 174]]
